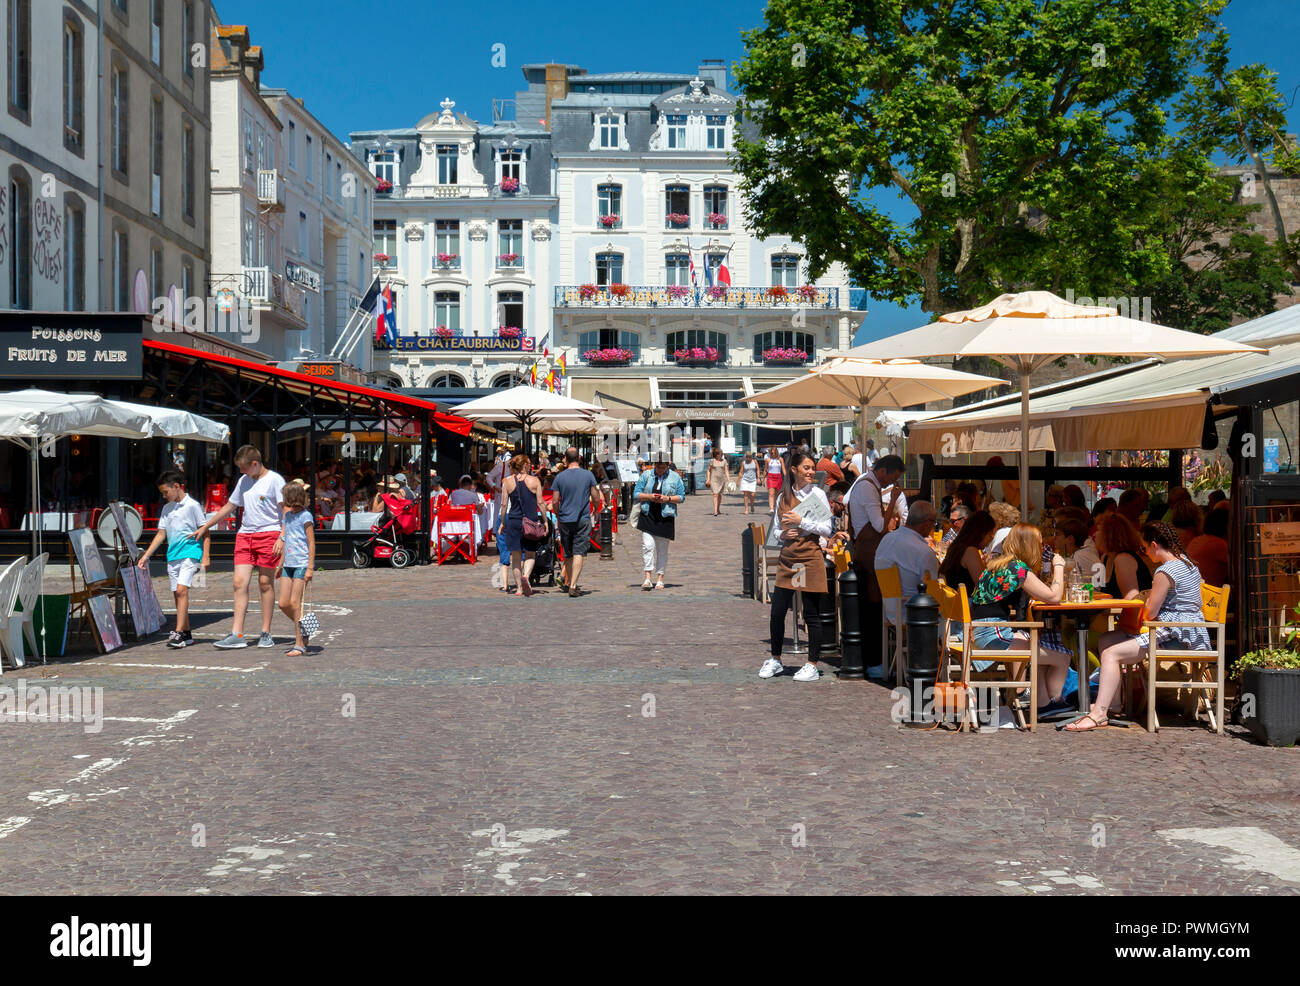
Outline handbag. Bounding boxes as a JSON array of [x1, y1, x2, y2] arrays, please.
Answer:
[[523, 514, 547, 539], [298, 582, 319, 639]]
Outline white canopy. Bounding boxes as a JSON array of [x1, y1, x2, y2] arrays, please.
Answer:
[[0, 389, 154, 442], [115, 400, 231, 443], [454, 385, 606, 432]]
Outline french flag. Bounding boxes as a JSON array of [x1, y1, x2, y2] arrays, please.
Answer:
[[374, 284, 397, 347], [717, 256, 731, 287]]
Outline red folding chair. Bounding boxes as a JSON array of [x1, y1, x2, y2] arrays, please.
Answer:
[[205, 483, 234, 531], [435, 505, 477, 564]]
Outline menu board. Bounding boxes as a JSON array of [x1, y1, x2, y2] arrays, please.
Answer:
[[1259, 521, 1300, 555]]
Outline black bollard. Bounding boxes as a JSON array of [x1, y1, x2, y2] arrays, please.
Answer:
[[619, 484, 632, 521], [904, 583, 941, 721], [836, 567, 863, 678], [818, 557, 838, 652], [741, 526, 755, 599], [599, 504, 614, 559]]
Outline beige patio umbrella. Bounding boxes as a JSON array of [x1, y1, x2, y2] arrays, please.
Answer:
[[454, 384, 605, 446], [741, 357, 1007, 454], [848, 291, 1268, 517]]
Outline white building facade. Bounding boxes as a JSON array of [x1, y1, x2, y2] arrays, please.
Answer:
[[351, 99, 557, 390]]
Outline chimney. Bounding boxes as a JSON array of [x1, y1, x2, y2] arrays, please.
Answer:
[[544, 64, 569, 130], [697, 59, 727, 92], [244, 46, 263, 88]]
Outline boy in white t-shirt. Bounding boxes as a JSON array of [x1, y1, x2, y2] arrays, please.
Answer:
[[193, 444, 286, 649], [138, 469, 209, 648]]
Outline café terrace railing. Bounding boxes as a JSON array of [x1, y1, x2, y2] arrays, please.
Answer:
[[554, 285, 840, 309]]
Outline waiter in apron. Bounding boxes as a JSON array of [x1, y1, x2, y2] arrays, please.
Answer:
[[845, 454, 907, 672]]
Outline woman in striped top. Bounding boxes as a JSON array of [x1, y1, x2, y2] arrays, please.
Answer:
[[1066, 521, 1209, 731]]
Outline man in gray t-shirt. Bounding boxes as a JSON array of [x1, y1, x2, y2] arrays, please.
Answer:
[[551, 447, 606, 597]]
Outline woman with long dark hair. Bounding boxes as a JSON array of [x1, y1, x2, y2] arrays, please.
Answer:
[[1067, 521, 1210, 731], [938, 509, 997, 597], [759, 450, 834, 682]]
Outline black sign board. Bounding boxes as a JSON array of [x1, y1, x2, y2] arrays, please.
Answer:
[[0, 313, 143, 379]]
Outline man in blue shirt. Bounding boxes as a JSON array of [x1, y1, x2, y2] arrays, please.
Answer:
[[551, 447, 606, 597]]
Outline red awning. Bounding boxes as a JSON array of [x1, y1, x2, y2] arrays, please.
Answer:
[[144, 339, 472, 433]]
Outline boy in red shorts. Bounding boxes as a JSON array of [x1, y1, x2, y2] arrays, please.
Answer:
[[192, 445, 286, 648]]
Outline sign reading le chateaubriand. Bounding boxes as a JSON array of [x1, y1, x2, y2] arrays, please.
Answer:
[[0, 314, 143, 379], [392, 336, 535, 352]]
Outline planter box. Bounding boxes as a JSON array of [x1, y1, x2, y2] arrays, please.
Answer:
[[675, 359, 718, 368], [764, 358, 808, 367], [586, 359, 631, 367], [1240, 667, 1300, 746]]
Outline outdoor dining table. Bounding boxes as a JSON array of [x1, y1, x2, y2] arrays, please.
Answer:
[[331, 511, 383, 532], [1029, 596, 1145, 720], [20, 511, 92, 530]]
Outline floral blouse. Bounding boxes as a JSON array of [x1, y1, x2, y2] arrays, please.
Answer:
[[971, 561, 1030, 606]]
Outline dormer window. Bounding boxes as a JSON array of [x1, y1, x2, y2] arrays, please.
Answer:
[[499, 148, 523, 182], [706, 115, 727, 149], [436, 144, 458, 184], [598, 114, 620, 148], [666, 114, 687, 149], [372, 150, 397, 184]]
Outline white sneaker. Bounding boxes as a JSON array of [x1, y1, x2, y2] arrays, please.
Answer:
[[758, 658, 783, 679], [792, 662, 821, 682]]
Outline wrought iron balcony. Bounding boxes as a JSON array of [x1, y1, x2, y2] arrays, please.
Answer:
[[554, 285, 840, 309]]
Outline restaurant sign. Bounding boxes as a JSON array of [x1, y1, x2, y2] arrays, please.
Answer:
[[392, 336, 535, 353], [286, 262, 321, 293], [1259, 521, 1300, 555], [0, 313, 142, 379]]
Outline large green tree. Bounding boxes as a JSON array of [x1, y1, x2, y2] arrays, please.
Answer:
[[732, 0, 1292, 324]]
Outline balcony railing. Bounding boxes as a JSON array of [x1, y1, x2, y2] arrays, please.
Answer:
[[257, 169, 285, 208], [241, 266, 306, 321], [555, 285, 840, 310]]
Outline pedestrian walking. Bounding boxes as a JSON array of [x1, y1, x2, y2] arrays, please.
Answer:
[[633, 452, 684, 590], [502, 454, 547, 597], [707, 448, 730, 516], [193, 444, 286, 649], [759, 450, 834, 681], [764, 446, 785, 512], [552, 447, 604, 598], [277, 480, 315, 657], [137, 468, 209, 649], [738, 451, 759, 514]]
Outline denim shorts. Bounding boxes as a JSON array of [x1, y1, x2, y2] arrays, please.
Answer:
[[281, 566, 308, 580]]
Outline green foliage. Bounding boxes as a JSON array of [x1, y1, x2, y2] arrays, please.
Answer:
[[1237, 648, 1300, 673], [732, 0, 1292, 323]]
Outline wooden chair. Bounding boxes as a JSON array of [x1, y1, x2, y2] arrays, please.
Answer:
[[876, 564, 906, 687], [927, 577, 980, 730], [1143, 583, 1229, 734], [949, 581, 1045, 731]]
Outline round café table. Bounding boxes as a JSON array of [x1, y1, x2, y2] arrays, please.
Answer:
[[1030, 596, 1145, 724]]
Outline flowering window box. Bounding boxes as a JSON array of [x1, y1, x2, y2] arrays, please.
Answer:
[[598, 214, 621, 229], [766, 285, 791, 302], [673, 346, 719, 367], [435, 253, 460, 267], [435, 325, 455, 339], [763, 347, 808, 365], [583, 347, 634, 366], [666, 285, 691, 301], [665, 212, 690, 229], [608, 283, 632, 300], [578, 283, 600, 301], [498, 326, 522, 339], [796, 285, 819, 302], [705, 285, 729, 302], [497, 253, 521, 267], [376, 178, 394, 194], [499, 177, 520, 193], [373, 252, 392, 265], [707, 212, 727, 229]]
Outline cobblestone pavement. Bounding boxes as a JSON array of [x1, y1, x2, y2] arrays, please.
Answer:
[[2, 491, 1297, 895]]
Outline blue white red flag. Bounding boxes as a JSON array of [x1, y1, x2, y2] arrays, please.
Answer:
[[375, 284, 397, 347], [688, 247, 697, 287]]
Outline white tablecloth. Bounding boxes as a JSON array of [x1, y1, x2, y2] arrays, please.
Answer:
[[332, 511, 384, 532], [20, 511, 91, 530], [435, 513, 481, 544]]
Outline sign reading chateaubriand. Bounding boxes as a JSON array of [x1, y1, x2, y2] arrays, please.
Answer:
[[391, 336, 535, 352], [0, 314, 143, 379]]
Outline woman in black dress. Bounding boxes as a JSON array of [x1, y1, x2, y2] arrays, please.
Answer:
[[502, 454, 547, 597]]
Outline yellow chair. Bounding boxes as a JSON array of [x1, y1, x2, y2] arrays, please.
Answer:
[[876, 564, 906, 687], [1143, 583, 1229, 734], [952, 581, 1045, 731]]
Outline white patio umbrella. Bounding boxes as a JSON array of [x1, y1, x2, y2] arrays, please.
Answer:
[[741, 357, 1006, 451], [454, 385, 605, 445], [847, 291, 1268, 517]]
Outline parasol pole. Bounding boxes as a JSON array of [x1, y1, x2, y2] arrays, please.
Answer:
[[1019, 364, 1031, 521]]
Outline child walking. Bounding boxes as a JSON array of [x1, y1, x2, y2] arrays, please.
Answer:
[[278, 481, 316, 657], [138, 469, 209, 648]]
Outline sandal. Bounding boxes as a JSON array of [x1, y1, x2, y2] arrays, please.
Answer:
[[1062, 713, 1108, 732], [286, 646, 306, 657]]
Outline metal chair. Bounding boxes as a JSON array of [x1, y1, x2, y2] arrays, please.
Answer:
[[1143, 583, 1229, 734]]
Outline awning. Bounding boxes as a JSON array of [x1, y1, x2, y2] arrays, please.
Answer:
[[905, 338, 1300, 454], [570, 378, 654, 418], [145, 339, 472, 434]]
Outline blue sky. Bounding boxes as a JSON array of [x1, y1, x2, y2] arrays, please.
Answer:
[[218, 0, 1299, 341]]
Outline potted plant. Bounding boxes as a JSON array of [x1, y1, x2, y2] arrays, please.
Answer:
[[583, 347, 634, 366], [665, 212, 690, 228], [796, 285, 818, 302], [499, 176, 520, 193], [763, 346, 808, 365], [766, 285, 791, 302], [436, 253, 459, 267], [498, 325, 522, 339], [599, 214, 621, 229], [497, 252, 520, 265], [608, 283, 632, 300], [373, 252, 391, 266], [705, 285, 728, 302], [578, 283, 600, 301], [666, 285, 691, 301], [435, 324, 454, 339], [1237, 610, 1300, 745], [674, 345, 718, 366], [376, 178, 394, 194], [707, 211, 727, 228]]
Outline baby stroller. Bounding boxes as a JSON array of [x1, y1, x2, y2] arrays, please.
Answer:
[[528, 513, 560, 588], [352, 492, 421, 569]]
